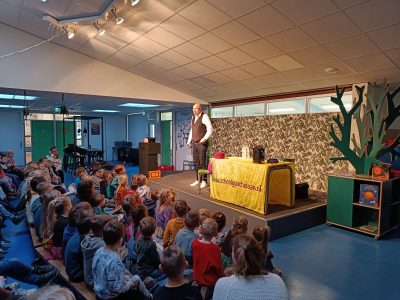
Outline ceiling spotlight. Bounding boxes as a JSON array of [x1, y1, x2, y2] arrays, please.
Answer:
[[131, 0, 140, 6], [41, 0, 48, 2], [110, 8, 124, 25], [93, 22, 105, 36], [63, 26, 75, 39]]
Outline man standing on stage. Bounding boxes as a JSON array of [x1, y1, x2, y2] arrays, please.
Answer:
[[187, 103, 213, 189]]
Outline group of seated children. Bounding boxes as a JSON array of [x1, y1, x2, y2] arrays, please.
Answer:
[[17, 159, 287, 299]]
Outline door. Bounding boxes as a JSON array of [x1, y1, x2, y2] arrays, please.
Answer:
[[175, 110, 193, 171], [161, 120, 172, 165], [31, 120, 74, 161], [31, 120, 53, 161], [56, 121, 74, 158]]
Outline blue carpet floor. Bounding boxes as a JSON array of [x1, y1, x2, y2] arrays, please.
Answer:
[[270, 224, 400, 300]]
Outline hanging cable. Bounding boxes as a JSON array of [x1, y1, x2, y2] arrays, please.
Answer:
[[0, 29, 65, 59]]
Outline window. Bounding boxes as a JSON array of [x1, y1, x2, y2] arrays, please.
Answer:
[[211, 106, 233, 118], [235, 103, 265, 117], [149, 123, 155, 138], [309, 93, 352, 113], [161, 112, 172, 121], [268, 99, 306, 115]]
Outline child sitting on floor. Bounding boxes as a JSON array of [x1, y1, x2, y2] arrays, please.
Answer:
[[155, 188, 175, 239], [221, 216, 248, 268], [81, 214, 112, 289], [252, 225, 282, 277], [91, 194, 106, 215], [174, 210, 199, 267], [194, 208, 212, 238], [114, 174, 129, 207], [163, 200, 189, 248], [192, 218, 224, 300], [48, 196, 72, 260], [136, 217, 165, 281], [92, 219, 151, 299], [154, 245, 202, 300], [211, 211, 227, 247], [110, 164, 126, 197], [64, 208, 93, 282]]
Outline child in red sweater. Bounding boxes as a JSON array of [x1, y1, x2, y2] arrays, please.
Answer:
[[192, 218, 224, 299]]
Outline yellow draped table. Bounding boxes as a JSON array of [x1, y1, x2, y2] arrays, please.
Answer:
[[210, 157, 295, 214]]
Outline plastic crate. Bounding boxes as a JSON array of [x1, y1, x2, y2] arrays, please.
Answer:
[[148, 170, 161, 179]]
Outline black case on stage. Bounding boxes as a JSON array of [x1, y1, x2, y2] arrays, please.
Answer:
[[253, 146, 265, 164], [295, 183, 309, 199]]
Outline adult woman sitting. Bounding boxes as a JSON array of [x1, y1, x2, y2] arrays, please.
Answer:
[[213, 234, 288, 300]]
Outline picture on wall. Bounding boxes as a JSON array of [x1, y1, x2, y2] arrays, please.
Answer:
[[91, 123, 100, 135]]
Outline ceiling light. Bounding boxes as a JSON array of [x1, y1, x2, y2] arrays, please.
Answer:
[[110, 8, 124, 25], [93, 109, 120, 113], [41, 0, 48, 2], [119, 103, 160, 108], [93, 22, 105, 35], [63, 26, 75, 39], [131, 0, 140, 6], [269, 107, 296, 113], [0, 94, 37, 101], [0, 104, 26, 109], [324, 67, 338, 74]]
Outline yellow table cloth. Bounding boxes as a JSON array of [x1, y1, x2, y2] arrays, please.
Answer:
[[210, 157, 295, 214]]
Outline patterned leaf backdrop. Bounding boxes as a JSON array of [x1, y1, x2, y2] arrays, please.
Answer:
[[210, 113, 347, 192]]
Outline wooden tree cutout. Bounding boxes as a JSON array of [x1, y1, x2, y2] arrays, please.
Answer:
[[330, 82, 400, 175]]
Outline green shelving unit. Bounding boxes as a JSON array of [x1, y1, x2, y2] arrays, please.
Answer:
[[326, 175, 400, 239]]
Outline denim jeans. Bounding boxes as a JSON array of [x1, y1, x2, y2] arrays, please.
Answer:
[[0, 204, 12, 219], [0, 178, 13, 193], [0, 187, 5, 201], [0, 259, 41, 285]]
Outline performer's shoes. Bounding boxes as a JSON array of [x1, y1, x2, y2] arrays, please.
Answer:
[[190, 180, 199, 187], [200, 181, 207, 189]]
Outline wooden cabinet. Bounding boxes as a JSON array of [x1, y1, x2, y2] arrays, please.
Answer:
[[327, 175, 400, 238], [139, 142, 160, 176]]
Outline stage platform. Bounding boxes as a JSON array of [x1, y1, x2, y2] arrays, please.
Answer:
[[149, 170, 327, 240]]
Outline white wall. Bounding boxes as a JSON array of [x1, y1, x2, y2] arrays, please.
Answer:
[[0, 110, 24, 165], [127, 114, 147, 148], [98, 115, 126, 161], [0, 23, 204, 104]]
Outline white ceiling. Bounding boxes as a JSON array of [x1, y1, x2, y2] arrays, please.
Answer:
[[0, 0, 400, 105]]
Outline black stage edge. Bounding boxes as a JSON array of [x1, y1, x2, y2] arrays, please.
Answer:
[[267, 205, 326, 240], [149, 171, 327, 241]]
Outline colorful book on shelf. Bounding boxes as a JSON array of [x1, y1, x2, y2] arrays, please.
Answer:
[[358, 224, 378, 233], [359, 184, 379, 207], [371, 163, 390, 180]]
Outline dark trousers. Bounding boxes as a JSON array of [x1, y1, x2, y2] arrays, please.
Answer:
[[193, 142, 208, 183], [0, 258, 40, 285]]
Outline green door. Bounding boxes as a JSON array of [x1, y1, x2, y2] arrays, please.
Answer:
[[56, 121, 74, 158], [31, 120, 74, 161], [31, 120, 53, 161], [327, 176, 354, 227], [161, 120, 171, 165]]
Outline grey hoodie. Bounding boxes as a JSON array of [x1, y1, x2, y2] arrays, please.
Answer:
[[81, 235, 105, 288]]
